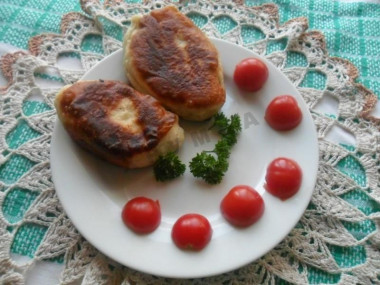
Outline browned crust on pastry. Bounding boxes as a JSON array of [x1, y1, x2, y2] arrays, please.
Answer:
[[56, 80, 179, 166], [126, 6, 225, 119]]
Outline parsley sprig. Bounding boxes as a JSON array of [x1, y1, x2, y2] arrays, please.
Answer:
[[189, 113, 242, 184], [153, 152, 186, 181], [153, 112, 242, 184]]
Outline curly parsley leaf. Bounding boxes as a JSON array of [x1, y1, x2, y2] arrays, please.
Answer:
[[153, 152, 186, 182], [189, 112, 241, 184], [189, 152, 228, 184], [211, 112, 230, 133]]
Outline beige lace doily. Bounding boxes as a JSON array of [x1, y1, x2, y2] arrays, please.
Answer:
[[1, 0, 379, 284]]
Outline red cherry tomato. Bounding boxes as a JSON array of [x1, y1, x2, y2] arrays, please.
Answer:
[[122, 197, 161, 234], [233, 58, 269, 92], [220, 185, 265, 227], [265, 95, 302, 131], [265, 158, 302, 200], [171, 214, 212, 251]]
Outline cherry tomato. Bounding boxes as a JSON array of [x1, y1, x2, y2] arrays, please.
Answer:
[[265, 95, 302, 131], [171, 214, 212, 251], [122, 197, 161, 234], [220, 185, 265, 227], [265, 158, 302, 200], [233, 58, 269, 92]]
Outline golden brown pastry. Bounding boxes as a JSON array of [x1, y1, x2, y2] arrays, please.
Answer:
[[55, 80, 184, 168], [123, 6, 225, 121]]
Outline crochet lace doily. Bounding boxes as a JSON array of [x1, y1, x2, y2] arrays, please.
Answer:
[[1, 0, 379, 284]]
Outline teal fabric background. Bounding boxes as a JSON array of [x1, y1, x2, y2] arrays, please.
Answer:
[[1, 0, 379, 98]]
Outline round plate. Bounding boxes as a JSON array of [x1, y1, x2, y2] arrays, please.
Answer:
[[51, 38, 318, 278]]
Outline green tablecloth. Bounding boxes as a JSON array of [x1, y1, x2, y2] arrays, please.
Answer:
[[0, 0, 379, 284], [1, 0, 379, 98]]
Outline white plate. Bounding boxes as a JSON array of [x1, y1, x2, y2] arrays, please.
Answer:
[[51, 38, 318, 278]]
